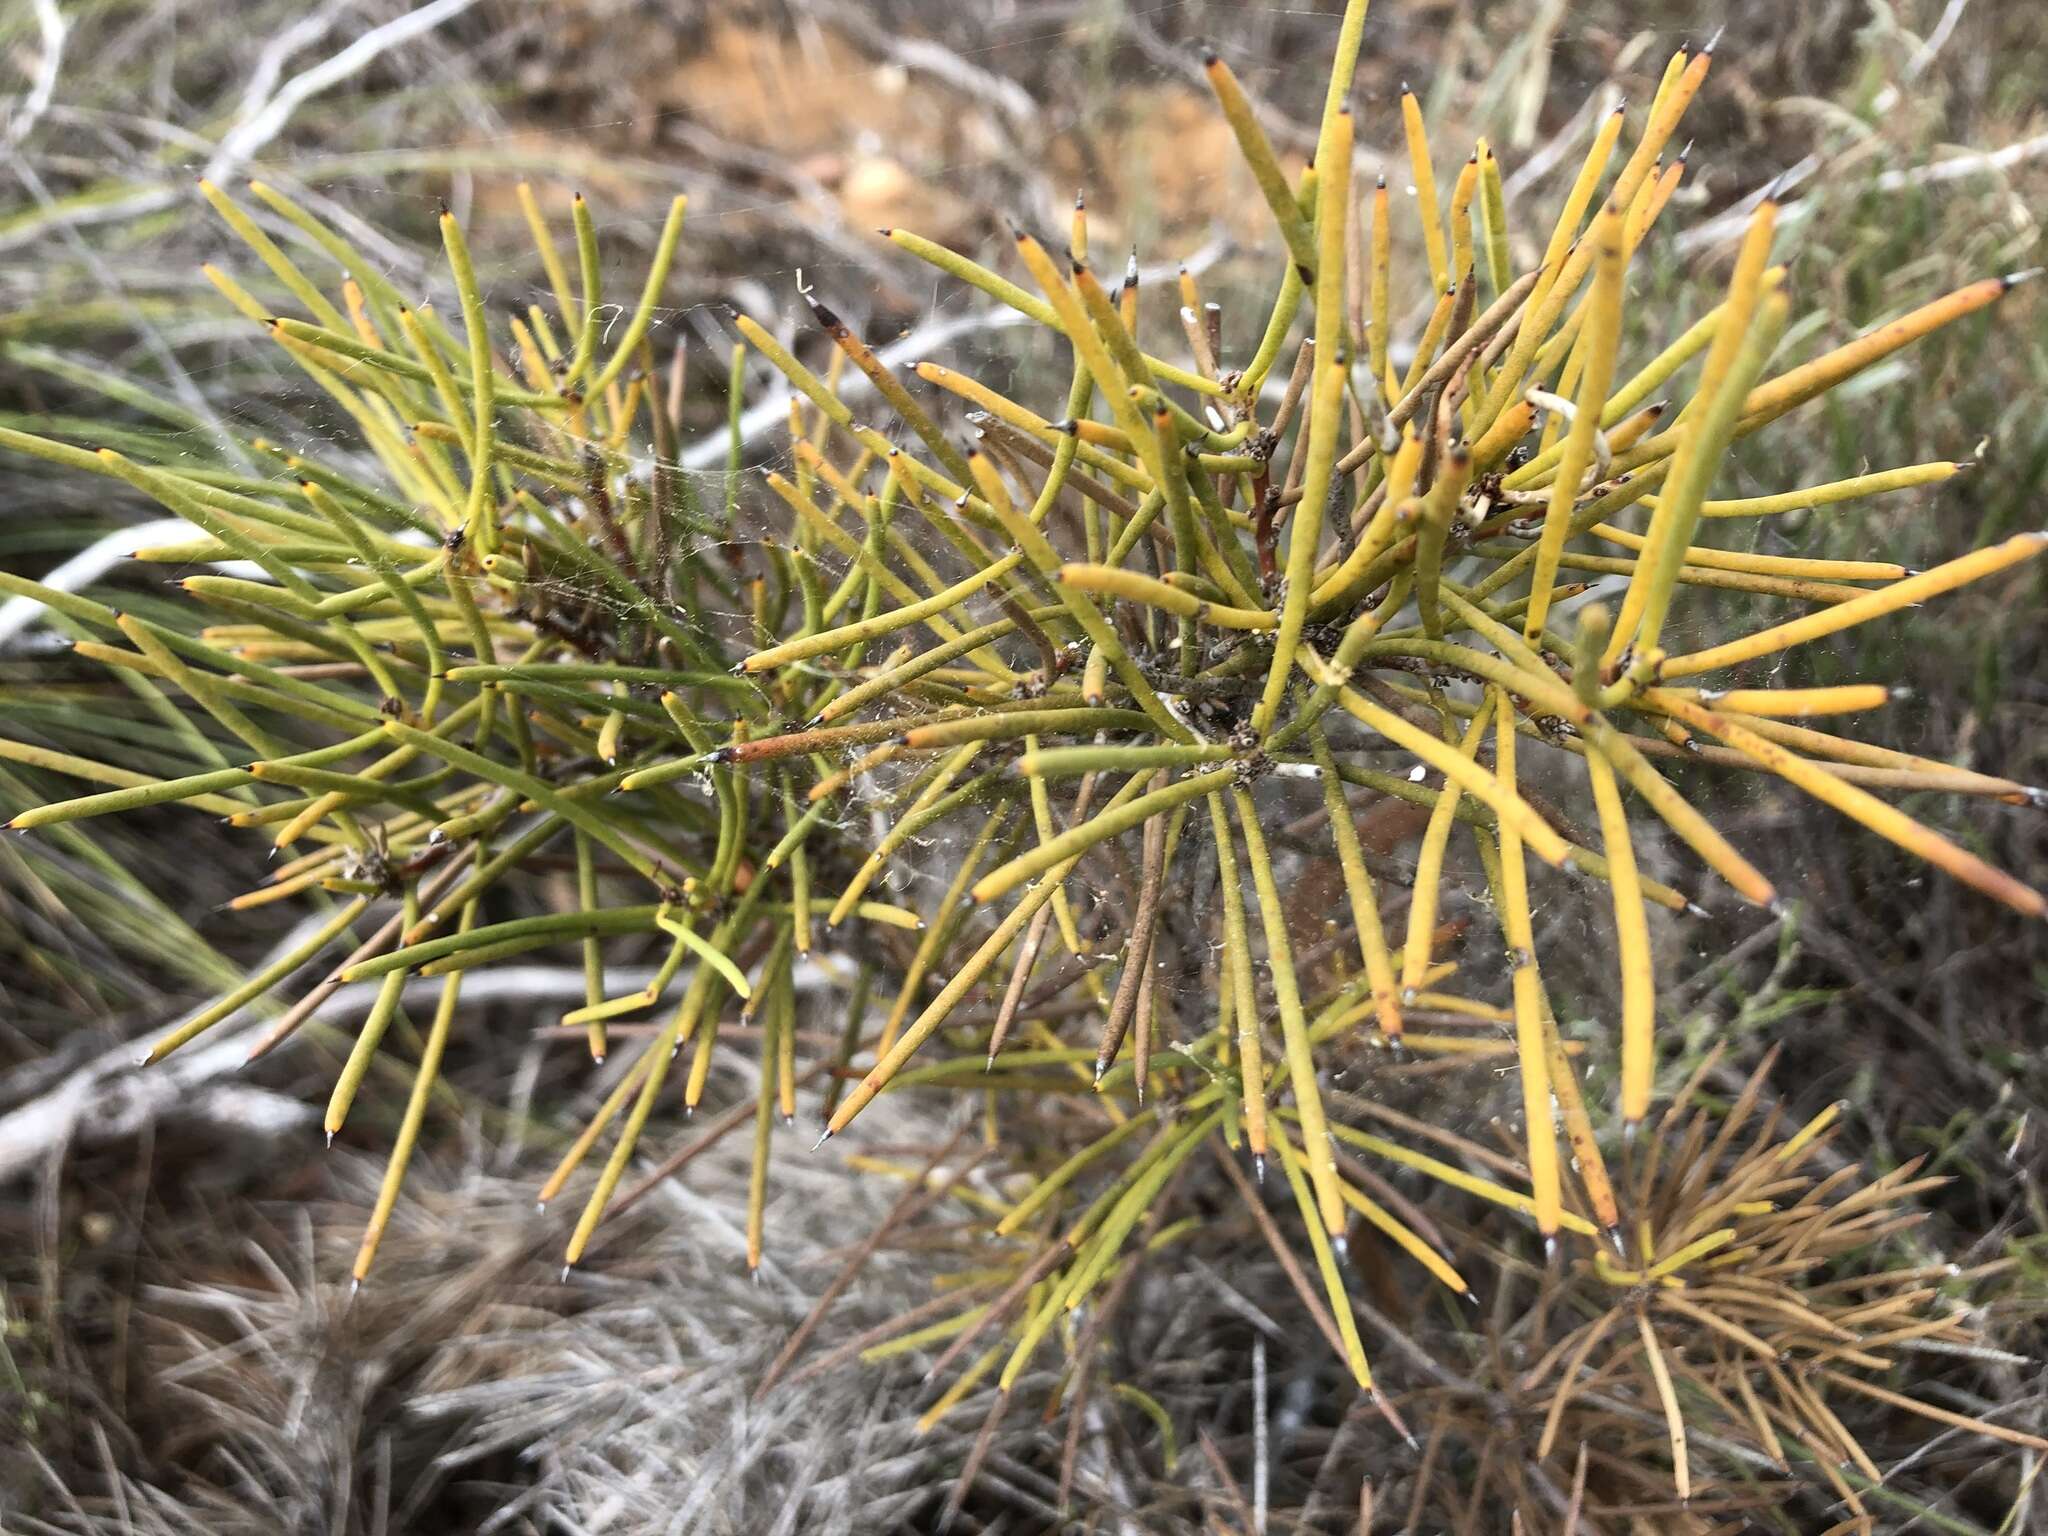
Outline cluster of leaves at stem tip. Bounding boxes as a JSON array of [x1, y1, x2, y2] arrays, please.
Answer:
[[3, 0, 2045, 1484]]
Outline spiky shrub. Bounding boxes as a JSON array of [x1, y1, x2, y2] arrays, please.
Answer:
[[663, 16, 2047, 1420], [1393, 1051, 2047, 1530], [1, 0, 2043, 1468]]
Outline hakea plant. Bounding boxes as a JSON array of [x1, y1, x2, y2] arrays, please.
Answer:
[[716, 18, 2044, 1409], [1, 0, 2044, 1439], [1393, 1049, 2048, 1531]]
